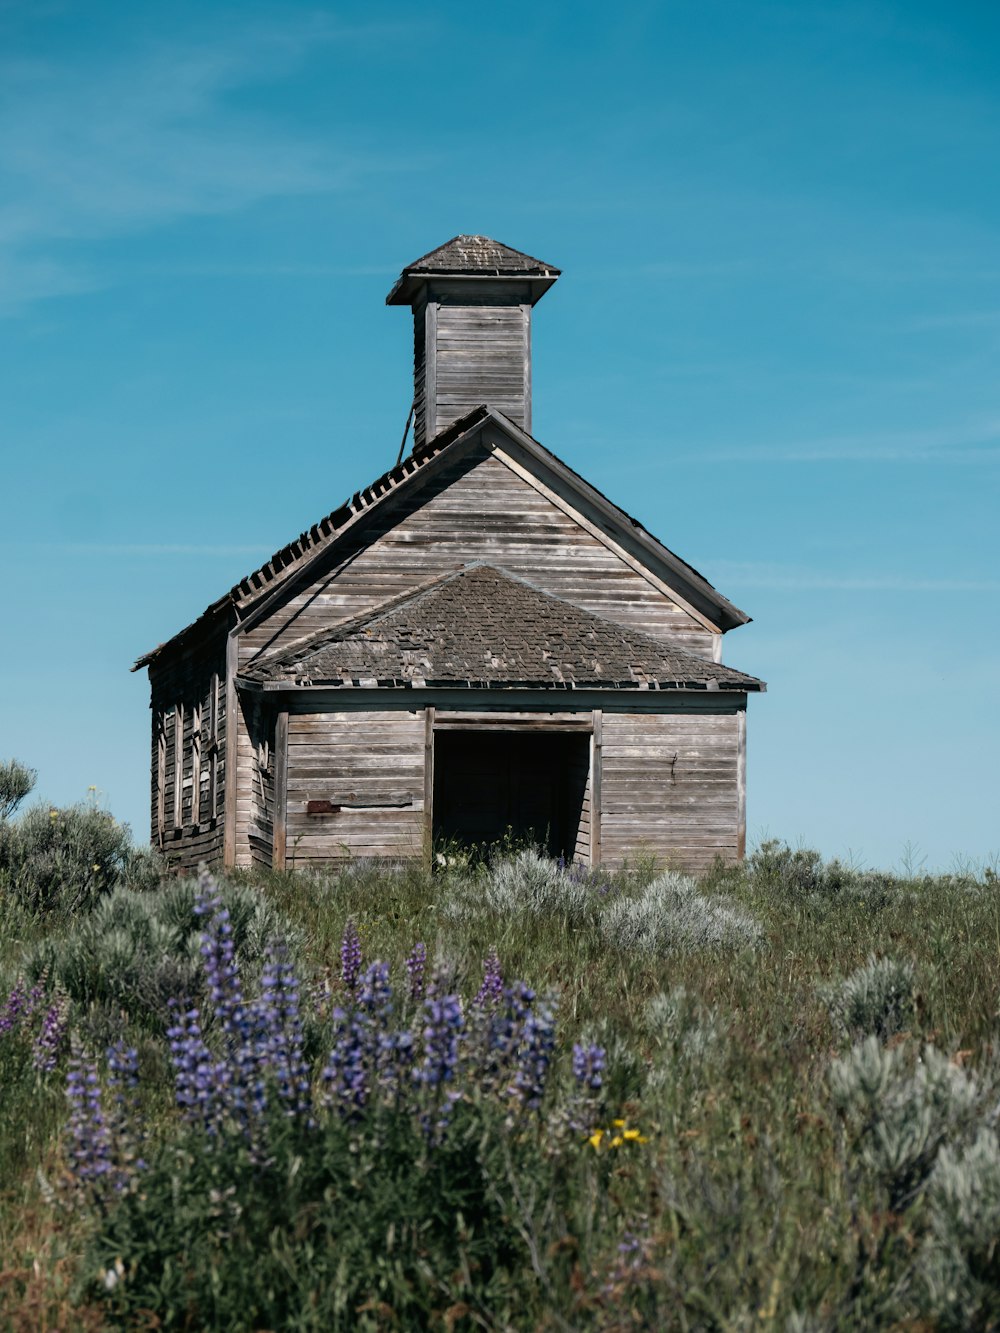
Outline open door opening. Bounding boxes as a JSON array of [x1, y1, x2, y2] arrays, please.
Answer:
[[433, 730, 590, 861]]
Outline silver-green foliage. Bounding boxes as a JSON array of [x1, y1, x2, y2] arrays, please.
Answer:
[[920, 1127, 1000, 1327], [19, 878, 299, 1034], [448, 849, 596, 925], [829, 1037, 983, 1208], [600, 871, 763, 956], [821, 954, 916, 1042]]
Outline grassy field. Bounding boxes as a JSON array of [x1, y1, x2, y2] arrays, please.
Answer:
[[1, 770, 999, 1329]]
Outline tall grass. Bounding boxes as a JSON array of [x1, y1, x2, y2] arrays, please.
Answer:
[[1, 823, 999, 1328]]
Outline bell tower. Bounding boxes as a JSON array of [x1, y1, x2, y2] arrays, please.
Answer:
[[387, 235, 559, 448]]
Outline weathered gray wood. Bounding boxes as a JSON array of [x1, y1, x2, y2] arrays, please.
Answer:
[[224, 632, 239, 866], [737, 706, 747, 860], [424, 706, 434, 861], [591, 710, 602, 866], [600, 711, 740, 873], [273, 710, 288, 871]]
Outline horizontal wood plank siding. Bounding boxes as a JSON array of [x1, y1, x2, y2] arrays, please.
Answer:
[[239, 443, 714, 671], [433, 305, 528, 435], [284, 709, 425, 865], [600, 710, 741, 874]]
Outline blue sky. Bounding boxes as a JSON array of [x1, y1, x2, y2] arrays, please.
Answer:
[[2, 0, 997, 871]]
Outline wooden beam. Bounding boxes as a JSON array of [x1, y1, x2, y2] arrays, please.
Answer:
[[273, 709, 288, 871], [223, 632, 239, 868], [591, 709, 603, 867], [736, 707, 747, 860], [423, 706, 435, 864]]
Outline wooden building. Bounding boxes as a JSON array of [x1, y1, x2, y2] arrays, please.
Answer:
[[134, 236, 765, 874]]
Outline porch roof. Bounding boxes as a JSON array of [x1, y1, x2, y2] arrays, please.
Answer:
[[239, 565, 765, 693]]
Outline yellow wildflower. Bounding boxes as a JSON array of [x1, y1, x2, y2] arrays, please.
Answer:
[[612, 1118, 626, 1127], [610, 1135, 623, 1147], [623, 1128, 649, 1143], [587, 1129, 604, 1150]]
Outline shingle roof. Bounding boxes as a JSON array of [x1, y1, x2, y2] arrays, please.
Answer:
[[404, 235, 558, 276], [386, 235, 559, 305], [241, 564, 765, 692]]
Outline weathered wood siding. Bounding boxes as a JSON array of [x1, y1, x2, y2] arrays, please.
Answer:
[[571, 747, 592, 868], [432, 305, 528, 438], [239, 440, 713, 675], [600, 710, 742, 873], [148, 638, 227, 871], [283, 709, 425, 866]]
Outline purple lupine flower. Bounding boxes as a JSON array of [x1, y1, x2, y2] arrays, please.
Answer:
[[32, 992, 70, 1073], [321, 1007, 370, 1113], [415, 992, 465, 1090], [254, 938, 311, 1118], [106, 1041, 146, 1181], [321, 962, 394, 1115], [572, 1042, 606, 1092], [166, 1000, 225, 1132], [195, 874, 246, 1042], [340, 919, 362, 993], [405, 942, 427, 1002], [474, 948, 504, 1008], [511, 993, 557, 1111], [0, 979, 26, 1037], [414, 989, 466, 1141], [65, 1049, 112, 1184]]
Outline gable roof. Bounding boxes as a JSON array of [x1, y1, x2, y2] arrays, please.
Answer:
[[240, 564, 764, 693], [386, 235, 560, 305], [134, 405, 750, 671]]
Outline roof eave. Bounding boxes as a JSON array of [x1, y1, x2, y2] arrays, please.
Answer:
[[386, 271, 559, 307]]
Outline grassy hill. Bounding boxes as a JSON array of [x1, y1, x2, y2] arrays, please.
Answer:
[[1, 767, 999, 1328]]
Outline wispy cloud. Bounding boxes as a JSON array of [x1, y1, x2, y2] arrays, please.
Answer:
[[14, 542, 272, 558], [675, 416, 1000, 463], [0, 17, 416, 314], [701, 560, 1000, 593]]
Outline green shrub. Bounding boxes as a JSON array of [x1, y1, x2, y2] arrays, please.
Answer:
[[821, 954, 916, 1042], [600, 870, 762, 956], [20, 879, 301, 1036], [0, 759, 36, 820], [446, 848, 598, 926], [830, 1037, 985, 1210], [0, 801, 142, 914], [921, 1127, 1000, 1327]]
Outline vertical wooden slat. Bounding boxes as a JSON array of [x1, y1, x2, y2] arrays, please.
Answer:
[[156, 711, 166, 847], [424, 705, 435, 862], [191, 702, 202, 828], [223, 632, 238, 867], [173, 702, 184, 830], [209, 671, 220, 821], [273, 709, 288, 871], [591, 709, 603, 866], [736, 707, 747, 860], [521, 303, 532, 435], [425, 302, 438, 438]]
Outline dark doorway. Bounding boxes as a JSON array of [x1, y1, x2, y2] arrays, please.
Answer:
[[433, 730, 590, 859]]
